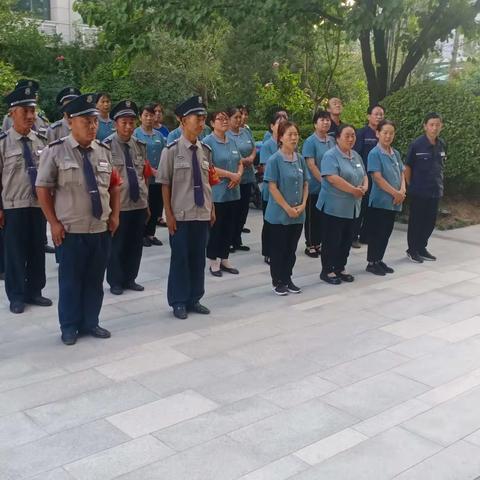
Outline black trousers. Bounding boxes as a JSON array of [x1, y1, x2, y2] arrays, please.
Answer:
[[269, 223, 303, 286], [232, 182, 253, 248], [321, 211, 355, 274], [207, 200, 238, 260], [304, 193, 322, 247], [56, 231, 111, 335], [4, 208, 46, 303], [144, 183, 163, 237], [168, 220, 209, 307], [261, 200, 271, 257], [0, 230, 4, 274], [107, 208, 147, 288], [407, 195, 439, 253], [353, 191, 370, 243], [367, 207, 396, 262]]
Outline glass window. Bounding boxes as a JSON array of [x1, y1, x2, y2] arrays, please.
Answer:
[[15, 0, 51, 20]]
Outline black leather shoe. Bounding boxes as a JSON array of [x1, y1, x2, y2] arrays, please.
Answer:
[[220, 264, 239, 274], [86, 326, 111, 338], [110, 286, 123, 295], [150, 237, 163, 246], [189, 302, 210, 315], [45, 245, 56, 254], [320, 272, 342, 285], [124, 282, 144, 291], [61, 332, 77, 345], [235, 245, 250, 252], [25, 296, 53, 307], [209, 267, 222, 277], [143, 237, 152, 247], [242, 228, 251, 233], [336, 271, 354, 282], [173, 304, 188, 319], [366, 263, 386, 276], [10, 301, 25, 314]]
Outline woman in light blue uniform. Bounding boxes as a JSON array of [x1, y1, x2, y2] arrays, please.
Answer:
[[227, 106, 256, 252], [96, 92, 116, 141], [366, 120, 405, 275], [264, 121, 309, 295], [259, 112, 286, 264], [203, 111, 243, 277], [134, 104, 166, 246], [317, 124, 368, 285], [302, 110, 336, 258]]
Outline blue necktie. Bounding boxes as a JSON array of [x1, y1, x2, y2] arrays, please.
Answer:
[[123, 143, 140, 202], [20, 137, 37, 197], [189, 144, 204, 207], [79, 147, 103, 219]]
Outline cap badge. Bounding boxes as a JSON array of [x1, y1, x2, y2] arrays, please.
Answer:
[[70, 88, 75, 93], [126, 100, 131, 107], [87, 94, 93, 103], [198, 96, 203, 104], [25, 88, 30, 95]]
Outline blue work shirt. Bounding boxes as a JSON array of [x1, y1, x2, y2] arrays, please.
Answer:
[[154, 125, 170, 139], [302, 132, 336, 195], [264, 151, 310, 225], [134, 127, 165, 184], [259, 137, 278, 202], [354, 125, 378, 169], [368, 145, 404, 212], [96, 117, 116, 141], [202, 133, 241, 203], [263, 130, 272, 142], [405, 135, 446, 198], [227, 128, 256, 184], [167, 126, 210, 144], [316, 146, 366, 219]]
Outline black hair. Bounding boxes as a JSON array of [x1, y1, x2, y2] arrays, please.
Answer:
[[277, 121, 300, 147], [96, 92, 111, 102], [270, 111, 287, 127], [376, 119, 396, 132], [208, 110, 228, 127], [336, 123, 355, 139], [153, 103, 164, 113], [226, 106, 241, 117], [367, 104, 385, 115], [237, 104, 250, 114], [423, 112, 442, 124], [313, 110, 331, 124], [140, 104, 156, 115]]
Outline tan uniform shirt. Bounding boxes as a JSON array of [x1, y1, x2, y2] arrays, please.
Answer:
[[36, 134, 114, 233], [0, 128, 46, 209], [104, 133, 148, 211], [2, 113, 49, 135], [46, 118, 70, 144], [157, 135, 213, 221]]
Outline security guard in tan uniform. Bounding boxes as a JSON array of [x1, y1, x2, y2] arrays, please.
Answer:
[[36, 93, 122, 345], [0, 86, 52, 314], [158, 95, 215, 320], [46, 87, 81, 144], [105, 100, 152, 295]]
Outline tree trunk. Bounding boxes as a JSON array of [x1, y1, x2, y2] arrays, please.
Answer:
[[359, 30, 379, 104]]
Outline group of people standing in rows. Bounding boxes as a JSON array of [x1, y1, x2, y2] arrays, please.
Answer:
[[0, 79, 446, 344]]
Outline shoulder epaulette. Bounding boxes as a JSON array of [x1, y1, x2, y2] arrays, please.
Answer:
[[95, 139, 110, 150], [34, 131, 47, 142], [38, 113, 49, 122], [102, 137, 112, 145], [166, 139, 180, 149], [200, 141, 212, 152], [50, 120, 62, 129], [48, 138, 64, 148], [0, 131, 7, 141]]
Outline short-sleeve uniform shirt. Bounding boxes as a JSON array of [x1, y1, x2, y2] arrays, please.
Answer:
[[96, 117, 116, 142], [259, 137, 278, 202], [226, 128, 256, 184], [354, 125, 378, 169], [302, 133, 336, 195]]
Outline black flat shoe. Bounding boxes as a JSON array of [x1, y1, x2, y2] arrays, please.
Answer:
[[320, 272, 342, 285], [305, 247, 319, 258], [235, 245, 250, 252], [189, 302, 210, 315], [124, 282, 144, 291], [83, 326, 111, 339], [45, 245, 56, 254], [25, 296, 53, 307], [209, 267, 222, 277], [110, 286, 124, 295], [220, 264, 239, 275], [229, 246, 236, 253], [143, 237, 152, 247], [150, 237, 163, 246], [378, 261, 394, 274], [9, 301, 25, 314], [61, 332, 77, 346], [366, 263, 386, 276], [242, 228, 251, 233], [173, 304, 188, 319], [336, 272, 354, 282]]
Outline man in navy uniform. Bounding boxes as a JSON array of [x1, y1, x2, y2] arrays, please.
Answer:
[[36, 93, 122, 345], [157, 96, 215, 320], [0, 86, 52, 313]]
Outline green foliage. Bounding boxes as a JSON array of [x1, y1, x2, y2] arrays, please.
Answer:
[[0, 60, 18, 118], [453, 60, 480, 97], [383, 81, 480, 191]]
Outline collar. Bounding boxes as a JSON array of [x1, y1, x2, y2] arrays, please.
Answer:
[[67, 134, 93, 151], [180, 134, 201, 150], [378, 144, 394, 156], [336, 145, 352, 160], [314, 132, 330, 143], [212, 132, 229, 144], [11, 128, 36, 141]]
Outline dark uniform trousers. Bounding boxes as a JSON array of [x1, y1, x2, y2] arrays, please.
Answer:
[[232, 182, 253, 248], [144, 183, 163, 237], [407, 195, 439, 254], [304, 193, 322, 247], [4, 208, 46, 303], [261, 200, 271, 257], [269, 223, 303, 286], [353, 175, 371, 243], [367, 207, 396, 262], [207, 200, 238, 260], [168, 220, 209, 307], [107, 208, 147, 288], [57, 232, 111, 335], [0, 230, 4, 274], [320, 211, 355, 274]]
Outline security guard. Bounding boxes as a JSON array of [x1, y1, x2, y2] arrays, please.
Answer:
[[405, 112, 446, 263], [157, 95, 215, 320], [105, 100, 151, 295], [36, 93, 122, 345], [0, 86, 52, 313], [46, 87, 81, 143]]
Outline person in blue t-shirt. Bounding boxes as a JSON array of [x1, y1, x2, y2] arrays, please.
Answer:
[[264, 121, 309, 296], [262, 108, 288, 142], [134, 104, 166, 247], [302, 110, 336, 258], [95, 92, 116, 141], [167, 123, 211, 144], [366, 120, 405, 276], [153, 103, 170, 139], [203, 111, 243, 277]]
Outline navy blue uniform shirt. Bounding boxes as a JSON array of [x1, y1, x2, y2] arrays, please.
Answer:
[[354, 125, 378, 169]]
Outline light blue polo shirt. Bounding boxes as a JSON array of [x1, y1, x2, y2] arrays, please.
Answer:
[[316, 146, 366, 219], [133, 127, 165, 184], [227, 128, 256, 184], [263, 130, 272, 142], [368, 145, 404, 212], [264, 151, 310, 225], [302, 132, 336, 195], [167, 126, 210, 144], [259, 137, 278, 202], [203, 133, 241, 203], [97, 117, 116, 141]]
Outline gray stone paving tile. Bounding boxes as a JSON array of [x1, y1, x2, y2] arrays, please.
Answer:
[[228, 399, 358, 461], [288, 427, 442, 480], [380, 315, 450, 339], [29, 469, 75, 480], [430, 315, 480, 343], [237, 456, 309, 480], [25, 380, 159, 434], [427, 296, 480, 323], [387, 335, 450, 359], [115, 436, 270, 480], [394, 440, 480, 480], [153, 396, 282, 451], [321, 372, 429, 419], [0, 420, 129, 479], [64, 435, 174, 480], [0, 412, 47, 450]]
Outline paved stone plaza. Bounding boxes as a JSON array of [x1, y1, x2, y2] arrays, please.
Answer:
[[1, 209, 480, 479]]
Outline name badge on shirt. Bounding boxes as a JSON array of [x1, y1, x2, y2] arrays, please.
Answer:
[[36, 149, 43, 156], [355, 163, 362, 168], [298, 168, 303, 173], [97, 162, 109, 172], [441, 152, 446, 157], [232, 150, 238, 154]]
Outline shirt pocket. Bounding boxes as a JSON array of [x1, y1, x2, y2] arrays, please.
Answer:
[[3, 148, 22, 173], [173, 161, 190, 181], [96, 162, 112, 188], [58, 158, 81, 186]]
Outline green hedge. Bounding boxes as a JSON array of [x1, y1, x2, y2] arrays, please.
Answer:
[[383, 82, 480, 192]]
